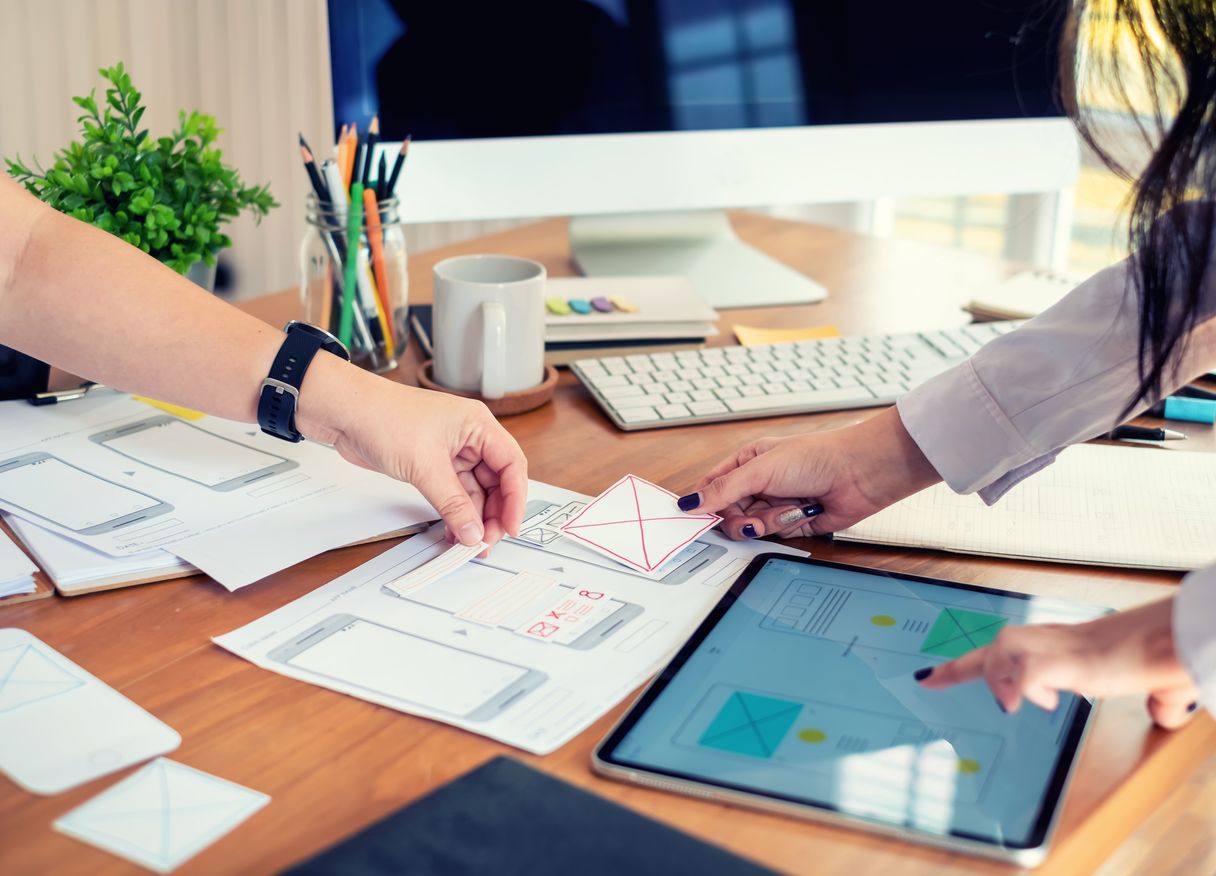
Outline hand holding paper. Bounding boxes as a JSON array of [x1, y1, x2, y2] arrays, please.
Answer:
[[559, 475, 720, 573]]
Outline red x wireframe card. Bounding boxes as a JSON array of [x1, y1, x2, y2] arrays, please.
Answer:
[[558, 475, 720, 573]]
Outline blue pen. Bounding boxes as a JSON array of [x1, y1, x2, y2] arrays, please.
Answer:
[[1148, 396, 1216, 424]]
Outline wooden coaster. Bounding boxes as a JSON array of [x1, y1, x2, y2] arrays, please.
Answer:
[[418, 360, 558, 417]]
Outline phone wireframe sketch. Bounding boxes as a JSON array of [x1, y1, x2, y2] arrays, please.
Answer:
[[89, 415, 297, 491], [267, 614, 547, 721], [0, 451, 173, 535], [513, 498, 727, 584], [378, 553, 645, 650]]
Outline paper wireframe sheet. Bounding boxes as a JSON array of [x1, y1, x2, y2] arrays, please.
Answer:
[[54, 758, 269, 872], [0, 392, 434, 587], [559, 475, 720, 574], [0, 628, 180, 794], [215, 479, 806, 754]]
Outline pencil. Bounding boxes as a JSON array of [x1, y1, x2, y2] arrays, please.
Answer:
[[376, 152, 388, 200], [362, 186, 396, 347], [385, 135, 411, 196], [361, 115, 379, 188], [339, 181, 366, 347], [341, 123, 358, 191], [356, 244, 392, 352], [298, 135, 329, 205]]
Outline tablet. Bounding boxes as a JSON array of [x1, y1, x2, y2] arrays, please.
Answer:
[[593, 554, 1103, 866]]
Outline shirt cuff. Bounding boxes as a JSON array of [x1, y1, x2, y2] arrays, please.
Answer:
[[1174, 568, 1216, 706], [896, 358, 1035, 495]]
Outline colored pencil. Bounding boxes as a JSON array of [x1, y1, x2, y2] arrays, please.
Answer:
[[377, 152, 388, 200], [385, 135, 411, 196], [362, 186, 396, 347], [339, 182, 366, 347], [341, 123, 358, 192]]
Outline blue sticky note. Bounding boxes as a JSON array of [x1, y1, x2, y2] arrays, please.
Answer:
[[568, 298, 592, 315], [698, 691, 801, 758]]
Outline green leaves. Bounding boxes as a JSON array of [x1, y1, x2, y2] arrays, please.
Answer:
[[4, 62, 278, 276]]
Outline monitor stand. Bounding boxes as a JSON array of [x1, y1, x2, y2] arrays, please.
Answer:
[[569, 210, 828, 309]]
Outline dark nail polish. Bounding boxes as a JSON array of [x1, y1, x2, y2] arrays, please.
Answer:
[[802, 502, 825, 518], [741, 523, 758, 538], [1188, 701, 1199, 713], [677, 492, 701, 512], [995, 698, 1008, 714], [913, 667, 933, 682]]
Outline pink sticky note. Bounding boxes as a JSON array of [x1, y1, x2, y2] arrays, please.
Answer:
[[559, 475, 720, 573]]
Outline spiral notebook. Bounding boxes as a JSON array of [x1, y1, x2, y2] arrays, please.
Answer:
[[837, 443, 1216, 571]]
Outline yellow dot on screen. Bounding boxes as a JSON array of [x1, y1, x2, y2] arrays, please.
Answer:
[[958, 758, 982, 774], [798, 729, 828, 744], [870, 615, 897, 627]]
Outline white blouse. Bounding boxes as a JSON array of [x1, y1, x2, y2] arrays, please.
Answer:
[[897, 241, 1216, 706]]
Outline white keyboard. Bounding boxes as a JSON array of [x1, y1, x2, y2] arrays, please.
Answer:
[[571, 321, 1021, 430]]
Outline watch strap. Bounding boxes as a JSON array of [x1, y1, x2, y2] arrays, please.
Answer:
[[258, 324, 348, 442]]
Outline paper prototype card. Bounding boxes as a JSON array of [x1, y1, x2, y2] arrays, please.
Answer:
[[384, 540, 488, 597], [559, 475, 720, 573], [54, 758, 269, 872], [0, 628, 179, 794]]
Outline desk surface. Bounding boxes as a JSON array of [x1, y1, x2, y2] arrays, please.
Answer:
[[3, 213, 1213, 875]]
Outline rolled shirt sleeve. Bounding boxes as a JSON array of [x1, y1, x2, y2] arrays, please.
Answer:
[[898, 253, 1216, 503], [1175, 570, 1216, 706]]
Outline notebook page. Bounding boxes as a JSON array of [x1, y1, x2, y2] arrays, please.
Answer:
[[837, 444, 1216, 571]]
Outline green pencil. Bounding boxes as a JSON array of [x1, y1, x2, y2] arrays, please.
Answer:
[[339, 181, 365, 347]]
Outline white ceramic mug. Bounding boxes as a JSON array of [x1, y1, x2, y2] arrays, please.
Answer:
[[432, 255, 546, 399]]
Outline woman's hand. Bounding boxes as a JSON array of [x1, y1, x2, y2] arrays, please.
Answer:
[[678, 407, 940, 539], [299, 360, 528, 548], [917, 598, 1199, 729]]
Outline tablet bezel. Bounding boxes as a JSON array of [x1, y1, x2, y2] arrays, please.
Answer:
[[592, 552, 1095, 867]]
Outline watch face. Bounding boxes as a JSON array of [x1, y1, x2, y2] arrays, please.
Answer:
[[283, 321, 351, 362]]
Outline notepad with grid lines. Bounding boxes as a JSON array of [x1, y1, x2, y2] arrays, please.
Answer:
[[837, 444, 1216, 571]]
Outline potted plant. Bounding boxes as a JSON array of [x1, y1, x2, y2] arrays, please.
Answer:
[[5, 63, 277, 290]]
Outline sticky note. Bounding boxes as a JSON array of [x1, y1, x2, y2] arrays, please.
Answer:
[[590, 296, 614, 313], [545, 297, 572, 315], [609, 295, 638, 313], [455, 571, 561, 628], [132, 396, 205, 421], [732, 324, 840, 347], [568, 298, 592, 315]]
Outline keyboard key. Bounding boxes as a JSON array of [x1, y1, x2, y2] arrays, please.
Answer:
[[676, 367, 703, 380], [657, 403, 692, 419], [666, 391, 692, 403], [688, 400, 729, 416], [865, 382, 906, 400], [715, 386, 742, 399], [739, 385, 765, 397], [616, 406, 659, 424], [667, 379, 694, 392], [690, 389, 717, 401], [596, 375, 628, 388], [725, 386, 875, 413], [602, 384, 645, 401], [692, 377, 718, 390], [718, 375, 742, 387]]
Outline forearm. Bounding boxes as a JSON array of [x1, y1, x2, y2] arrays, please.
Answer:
[[851, 406, 941, 506], [0, 178, 362, 439]]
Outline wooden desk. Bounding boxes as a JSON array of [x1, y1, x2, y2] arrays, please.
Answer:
[[3, 213, 1213, 875]]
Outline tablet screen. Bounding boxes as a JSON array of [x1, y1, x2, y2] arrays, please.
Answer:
[[599, 556, 1100, 850]]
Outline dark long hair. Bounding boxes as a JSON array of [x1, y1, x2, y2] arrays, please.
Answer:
[[1067, 1, 1216, 411]]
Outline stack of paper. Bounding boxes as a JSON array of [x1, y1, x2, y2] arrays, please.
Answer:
[[964, 270, 1087, 321], [837, 444, 1216, 571], [545, 277, 718, 342], [5, 515, 194, 596], [0, 529, 36, 598]]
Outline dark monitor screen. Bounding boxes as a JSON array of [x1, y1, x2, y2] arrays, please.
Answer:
[[329, 0, 1066, 142]]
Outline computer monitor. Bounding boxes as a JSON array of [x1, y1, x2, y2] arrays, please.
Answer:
[[329, 1, 1078, 307]]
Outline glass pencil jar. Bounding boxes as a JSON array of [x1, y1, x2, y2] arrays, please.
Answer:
[[300, 193, 409, 373]]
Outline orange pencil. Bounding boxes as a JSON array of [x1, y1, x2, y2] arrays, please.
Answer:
[[341, 123, 358, 191], [362, 186, 396, 347]]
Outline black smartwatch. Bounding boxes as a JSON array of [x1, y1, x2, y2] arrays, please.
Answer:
[[257, 321, 350, 442]]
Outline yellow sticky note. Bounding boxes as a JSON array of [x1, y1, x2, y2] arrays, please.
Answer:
[[733, 324, 840, 346], [131, 395, 206, 421]]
